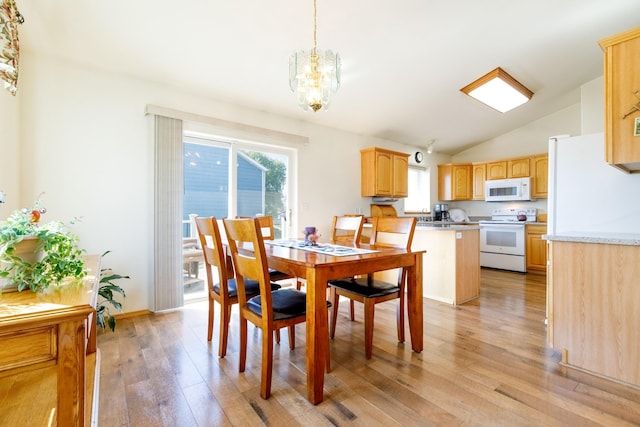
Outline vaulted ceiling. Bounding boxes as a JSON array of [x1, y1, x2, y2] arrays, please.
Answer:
[[16, 0, 640, 154]]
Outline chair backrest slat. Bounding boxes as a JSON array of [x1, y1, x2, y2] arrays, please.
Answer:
[[237, 215, 276, 240], [195, 216, 231, 294], [331, 215, 365, 244], [370, 216, 416, 250], [223, 217, 273, 313]]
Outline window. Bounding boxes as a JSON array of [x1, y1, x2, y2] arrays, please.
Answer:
[[404, 166, 430, 213], [183, 136, 292, 238]]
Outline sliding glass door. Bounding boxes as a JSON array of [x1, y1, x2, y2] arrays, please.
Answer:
[[182, 135, 293, 300]]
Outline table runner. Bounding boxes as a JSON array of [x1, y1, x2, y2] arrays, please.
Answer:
[[265, 239, 378, 257]]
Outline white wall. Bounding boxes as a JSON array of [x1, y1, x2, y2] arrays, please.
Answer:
[[580, 77, 604, 135], [0, 87, 20, 214], [14, 51, 418, 313]]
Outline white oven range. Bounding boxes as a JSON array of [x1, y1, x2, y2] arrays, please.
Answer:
[[479, 208, 537, 273]]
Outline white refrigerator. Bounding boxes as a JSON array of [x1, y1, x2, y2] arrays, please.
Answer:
[[547, 133, 640, 236]]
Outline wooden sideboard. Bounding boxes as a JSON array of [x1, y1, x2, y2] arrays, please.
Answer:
[[0, 255, 101, 427]]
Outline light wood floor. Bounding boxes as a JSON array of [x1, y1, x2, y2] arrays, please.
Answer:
[[97, 269, 640, 426]]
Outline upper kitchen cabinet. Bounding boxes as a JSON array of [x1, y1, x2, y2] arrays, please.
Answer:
[[361, 147, 409, 197], [472, 162, 486, 200], [508, 157, 530, 178], [486, 157, 530, 180], [438, 163, 472, 201], [486, 161, 507, 180], [531, 154, 548, 198], [599, 27, 640, 173]]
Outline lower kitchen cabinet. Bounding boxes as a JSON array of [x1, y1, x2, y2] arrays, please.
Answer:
[[526, 224, 547, 273], [547, 239, 640, 388]]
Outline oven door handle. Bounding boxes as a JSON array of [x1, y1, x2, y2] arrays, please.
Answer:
[[480, 225, 525, 233]]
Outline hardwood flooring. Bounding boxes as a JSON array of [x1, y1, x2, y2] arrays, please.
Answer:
[[97, 269, 640, 426]]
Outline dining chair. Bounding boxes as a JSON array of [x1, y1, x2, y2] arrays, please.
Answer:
[[194, 216, 281, 358], [222, 217, 330, 399], [328, 216, 417, 359], [237, 215, 294, 283], [330, 214, 365, 244]]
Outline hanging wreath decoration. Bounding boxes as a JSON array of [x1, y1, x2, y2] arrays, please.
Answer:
[[0, 0, 24, 95]]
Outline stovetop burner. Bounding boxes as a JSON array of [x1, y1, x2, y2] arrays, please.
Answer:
[[480, 207, 537, 223]]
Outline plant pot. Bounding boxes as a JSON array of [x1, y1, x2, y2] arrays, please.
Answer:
[[0, 236, 44, 292]]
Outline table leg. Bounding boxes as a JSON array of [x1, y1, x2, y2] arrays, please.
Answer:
[[305, 267, 328, 404], [407, 253, 424, 352]]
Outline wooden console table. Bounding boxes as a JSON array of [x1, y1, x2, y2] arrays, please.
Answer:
[[0, 255, 101, 427]]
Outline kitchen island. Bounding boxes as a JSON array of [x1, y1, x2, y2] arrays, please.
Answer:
[[363, 221, 480, 305], [414, 223, 480, 305], [544, 232, 640, 389]]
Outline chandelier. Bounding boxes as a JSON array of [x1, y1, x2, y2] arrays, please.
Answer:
[[289, 0, 341, 112]]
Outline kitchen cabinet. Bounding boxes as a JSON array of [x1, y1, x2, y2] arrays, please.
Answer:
[[599, 27, 640, 173], [486, 157, 530, 180], [472, 162, 486, 200], [438, 163, 472, 201], [525, 224, 547, 273], [531, 154, 548, 198], [546, 238, 640, 388], [486, 161, 507, 180], [508, 157, 530, 178], [361, 147, 409, 197]]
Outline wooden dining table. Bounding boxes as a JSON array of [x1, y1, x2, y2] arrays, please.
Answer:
[[264, 241, 425, 404]]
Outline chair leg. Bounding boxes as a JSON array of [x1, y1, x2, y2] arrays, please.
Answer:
[[219, 302, 229, 358], [349, 300, 355, 321], [288, 325, 295, 350], [260, 327, 274, 399], [296, 279, 303, 290], [325, 329, 332, 373], [329, 287, 339, 339], [239, 317, 248, 373], [363, 299, 375, 359], [207, 298, 214, 342], [397, 291, 405, 343], [275, 328, 280, 344]]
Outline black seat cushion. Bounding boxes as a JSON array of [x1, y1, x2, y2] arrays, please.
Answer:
[[269, 268, 292, 280], [328, 277, 400, 298], [214, 278, 281, 298], [247, 288, 331, 320]]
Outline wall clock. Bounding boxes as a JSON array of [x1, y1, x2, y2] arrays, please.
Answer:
[[415, 151, 424, 163]]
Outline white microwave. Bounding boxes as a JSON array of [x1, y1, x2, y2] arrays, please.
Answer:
[[485, 177, 532, 202]]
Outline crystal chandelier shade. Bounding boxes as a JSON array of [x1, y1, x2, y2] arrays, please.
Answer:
[[289, 0, 341, 112]]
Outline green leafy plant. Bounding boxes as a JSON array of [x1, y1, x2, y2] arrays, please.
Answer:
[[97, 250, 128, 332], [0, 195, 86, 292]]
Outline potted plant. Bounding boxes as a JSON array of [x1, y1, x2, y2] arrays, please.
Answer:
[[0, 194, 86, 292], [97, 250, 128, 332]]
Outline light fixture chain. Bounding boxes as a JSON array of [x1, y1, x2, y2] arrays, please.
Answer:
[[313, 0, 317, 54]]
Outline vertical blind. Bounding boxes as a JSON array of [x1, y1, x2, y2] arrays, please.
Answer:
[[152, 115, 184, 311]]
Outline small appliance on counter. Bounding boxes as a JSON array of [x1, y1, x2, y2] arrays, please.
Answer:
[[448, 208, 470, 222], [370, 204, 397, 217], [433, 203, 448, 221]]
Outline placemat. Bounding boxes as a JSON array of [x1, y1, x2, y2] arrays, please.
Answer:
[[266, 239, 378, 256]]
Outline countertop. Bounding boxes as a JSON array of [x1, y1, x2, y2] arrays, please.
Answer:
[[544, 231, 640, 246], [416, 222, 480, 230]]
